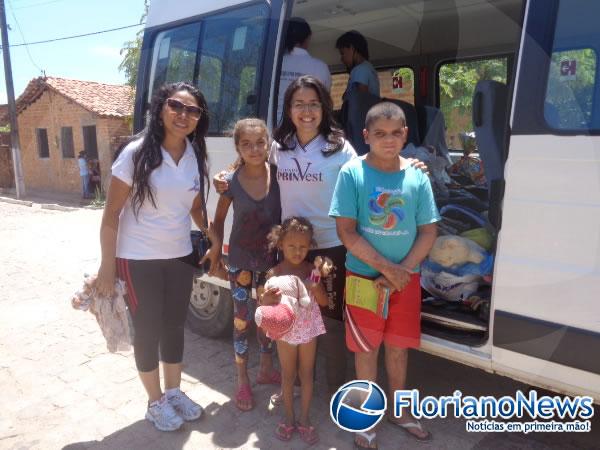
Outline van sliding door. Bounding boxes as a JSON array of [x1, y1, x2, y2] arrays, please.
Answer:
[[491, 0, 600, 399]]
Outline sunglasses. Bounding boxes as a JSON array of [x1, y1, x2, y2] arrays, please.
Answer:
[[166, 98, 203, 120]]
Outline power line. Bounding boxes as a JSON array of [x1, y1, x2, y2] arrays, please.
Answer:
[[0, 23, 143, 48], [6, 0, 43, 73]]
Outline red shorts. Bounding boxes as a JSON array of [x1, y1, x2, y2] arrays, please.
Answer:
[[345, 271, 421, 352]]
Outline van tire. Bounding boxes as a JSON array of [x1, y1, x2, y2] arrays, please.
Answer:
[[186, 276, 232, 338]]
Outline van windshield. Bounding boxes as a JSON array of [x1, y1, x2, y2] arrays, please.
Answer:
[[146, 3, 270, 134]]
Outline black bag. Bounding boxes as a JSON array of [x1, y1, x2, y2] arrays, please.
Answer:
[[190, 150, 211, 273]]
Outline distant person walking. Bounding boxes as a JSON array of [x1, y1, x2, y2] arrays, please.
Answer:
[[78, 151, 91, 199]]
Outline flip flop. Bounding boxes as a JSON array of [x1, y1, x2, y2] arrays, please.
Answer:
[[235, 383, 254, 411], [387, 417, 432, 442], [296, 423, 319, 445], [274, 422, 295, 441], [354, 431, 378, 449], [256, 370, 281, 385]]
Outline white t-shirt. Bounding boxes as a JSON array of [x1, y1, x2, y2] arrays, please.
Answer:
[[269, 135, 357, 248], [112, 138, 201, 260], [277, 47, 332, 124]]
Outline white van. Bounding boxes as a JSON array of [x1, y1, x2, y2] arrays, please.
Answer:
[[136, 0, 600, 401]]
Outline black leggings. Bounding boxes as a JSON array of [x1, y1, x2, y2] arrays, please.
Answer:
[[116, 254, 195, 372]]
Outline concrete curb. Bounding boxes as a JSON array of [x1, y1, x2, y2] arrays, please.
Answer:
[[40, 203, 78, 212], [0, 196, 33, 207]]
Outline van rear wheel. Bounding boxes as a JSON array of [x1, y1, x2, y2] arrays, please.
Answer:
[[186, 276, 232, 337]]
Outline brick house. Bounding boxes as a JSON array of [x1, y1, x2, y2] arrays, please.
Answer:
[[5, 77, 133, 195]]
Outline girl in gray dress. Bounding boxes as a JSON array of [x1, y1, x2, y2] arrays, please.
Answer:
[[204, 118, 282, 411]]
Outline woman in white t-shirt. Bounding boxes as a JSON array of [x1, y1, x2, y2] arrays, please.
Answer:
[[94, 82, 211, 432]]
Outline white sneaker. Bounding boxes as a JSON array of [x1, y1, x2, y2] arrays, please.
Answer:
[[145, 395, 184, 431], [167, 389, 203, 421]]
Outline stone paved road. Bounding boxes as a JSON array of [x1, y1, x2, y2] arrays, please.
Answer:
[[1, 200, 598, 450]]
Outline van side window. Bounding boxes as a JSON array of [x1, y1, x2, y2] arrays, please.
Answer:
[[146, 4, 269, 135], [438, 58, 508, 150], [544, 49, 596, 130], [331, 66, 414, 110]]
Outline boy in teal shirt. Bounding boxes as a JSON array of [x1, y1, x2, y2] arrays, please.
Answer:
[[329, 102, 439, 446]]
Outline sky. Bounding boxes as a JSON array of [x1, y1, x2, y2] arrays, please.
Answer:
[[0, 0, 146, 104]]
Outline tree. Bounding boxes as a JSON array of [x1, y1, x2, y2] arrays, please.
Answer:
[[119, 0, 149, 90]]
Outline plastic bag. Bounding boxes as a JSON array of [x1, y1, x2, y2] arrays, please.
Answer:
[[421, 264, 481, 302]]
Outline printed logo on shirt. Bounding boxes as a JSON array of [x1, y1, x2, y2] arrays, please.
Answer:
[[277, 158, 323, 183], [189, 176, 201, 193], [366, 188, 407, 232]]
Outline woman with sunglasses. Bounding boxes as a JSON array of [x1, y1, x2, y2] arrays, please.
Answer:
[[94, 82, 212, 432]]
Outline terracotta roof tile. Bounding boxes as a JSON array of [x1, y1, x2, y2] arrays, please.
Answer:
[[14, 76, 134, 118]]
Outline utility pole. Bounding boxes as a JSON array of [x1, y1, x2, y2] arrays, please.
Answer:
[[0, 0, 25, 198]]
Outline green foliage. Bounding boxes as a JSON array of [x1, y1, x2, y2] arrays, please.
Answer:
[[118, 0, 149, 90], [439, 57, 507, 146]]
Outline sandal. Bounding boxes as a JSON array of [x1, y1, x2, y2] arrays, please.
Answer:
[[354, 431, 378, 449], [235, 384, 254, 411], [387, 416, 432, 442], [256, 370, 281, 385], [274, 422, 295, 441], [296, 423, 319, 445]]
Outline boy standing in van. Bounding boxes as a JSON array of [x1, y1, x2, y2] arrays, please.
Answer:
[[335, 30, 380, 100], [330, 102, 439, 446]]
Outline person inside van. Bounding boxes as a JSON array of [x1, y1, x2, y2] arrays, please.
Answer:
[[277, 17, 331, 125], [335, 30, 380, 100]]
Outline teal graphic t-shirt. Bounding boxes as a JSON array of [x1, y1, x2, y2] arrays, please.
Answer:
[[329, 157, 440, 278]]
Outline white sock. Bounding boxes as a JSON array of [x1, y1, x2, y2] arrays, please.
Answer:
[[165, 387, 181, 399]]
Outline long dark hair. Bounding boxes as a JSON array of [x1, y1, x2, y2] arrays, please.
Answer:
[[273, 75, 344, 156], [130, 82, 209, 217]]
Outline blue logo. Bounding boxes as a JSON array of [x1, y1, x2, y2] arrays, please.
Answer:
[[330, 380, 387, 432]]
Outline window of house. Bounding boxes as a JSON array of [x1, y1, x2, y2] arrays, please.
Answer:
[[438, 57, 508, 150], [331, 67, 415, 110], [61, 127, 74, 158], [82, 126, 98, 159], [36, 128, 49, 158]]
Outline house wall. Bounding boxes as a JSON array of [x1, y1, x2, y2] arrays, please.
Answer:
[[96, 117, 132, 189], [18, 90, 130, 195]]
